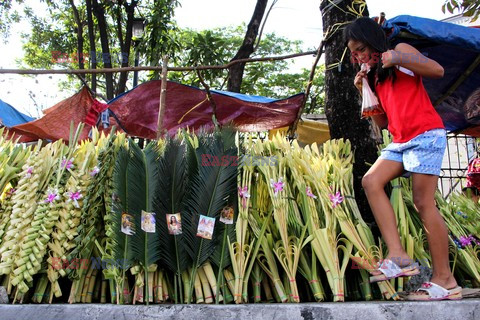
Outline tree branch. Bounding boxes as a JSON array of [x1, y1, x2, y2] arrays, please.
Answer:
[[254, 0, 278, 52], [196, 68, 218, 126], [0, 50, 316, 75]]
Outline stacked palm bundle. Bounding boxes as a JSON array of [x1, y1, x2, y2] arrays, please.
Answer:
[[0, 127, 479, 304], [233, 134, 398, 302]]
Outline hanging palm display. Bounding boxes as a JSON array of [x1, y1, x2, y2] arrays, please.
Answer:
[[154, 138, 190, 303], [182, 129, 238, 303]]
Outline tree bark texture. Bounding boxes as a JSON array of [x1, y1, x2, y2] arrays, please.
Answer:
[[68, 0, 84, 72], [92, 0, 114, 100], [227, 0, 268, 92], [116, 0, 138, 95], [320, 0, 378, 225], [86, 0, 97, 93]]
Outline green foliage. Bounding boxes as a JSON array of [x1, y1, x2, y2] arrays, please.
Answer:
[[443, 0, 480, 22], [154, 138, 190, 274], [167, 27, 242, 88], [182, 129, 238, 301], [12, 1, 325, 113], [142, 0, 181, 79], [0, 0, 22, 43], [21, 14, 76, 69], [111, 146, 134, 269], [16, 0, 179, 95], [167, 25, 325, 113], [128, 140, 161, 268]]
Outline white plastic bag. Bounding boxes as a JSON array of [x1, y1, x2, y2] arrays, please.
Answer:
[[361, 63, 384, 118]]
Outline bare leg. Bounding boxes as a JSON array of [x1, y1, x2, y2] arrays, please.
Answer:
[[409, 173, 457, 294], [362, 159, 412, 269]]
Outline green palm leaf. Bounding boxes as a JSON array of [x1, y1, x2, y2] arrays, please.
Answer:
[[211, 128, 238, 269], [184, 131, 200, 179], [109, 145, 134, 303], [183, 130, 238, 302], [128, 140, 161, 304], [111, 146, 134, 262], [154, 138, 190, 303]]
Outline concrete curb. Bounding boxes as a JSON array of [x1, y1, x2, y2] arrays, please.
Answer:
[[0, 286, 8, 304], [0, 300, 479, 320]]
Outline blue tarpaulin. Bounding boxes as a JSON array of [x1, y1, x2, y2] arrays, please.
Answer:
[[383, 15, 480, 134], [0, 99, 35, 127]]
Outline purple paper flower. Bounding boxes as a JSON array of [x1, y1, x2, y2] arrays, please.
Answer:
[[306, 186, 317, 199], [238, 186, 250, 209], [329, 191, 344, 209], [62, 158, 74, 170], [90, 166, 100, 176], [270, 178, 284, 196], [45, 188, 60, 204], [467, 235, 480, 247], [466, 235, 479, 247], [459, 236, 471, 247], [67, 191, 82, 208], [25, 167, 34, 178]]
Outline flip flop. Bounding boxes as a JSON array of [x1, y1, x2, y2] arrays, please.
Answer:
[[406, 282, 463, 301], [369, 259, 420, 283]]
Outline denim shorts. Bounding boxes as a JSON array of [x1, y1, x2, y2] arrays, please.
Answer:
[[379, 129, 447, 176]]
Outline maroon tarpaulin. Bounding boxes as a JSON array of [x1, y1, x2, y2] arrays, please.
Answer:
[[108, 80, 304, 138], [8, 81, 304, 142]]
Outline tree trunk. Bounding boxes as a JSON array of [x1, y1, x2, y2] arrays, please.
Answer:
[[320, 0, 378, 225], [86, 0, 97, 93], [116, 0, 137, 95], [69, 0, 84, 72], [92, 0, 114, 100], [227, 0, 268, 92]]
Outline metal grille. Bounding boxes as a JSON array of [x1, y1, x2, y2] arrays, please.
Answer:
[[439, 134, 479, 197]]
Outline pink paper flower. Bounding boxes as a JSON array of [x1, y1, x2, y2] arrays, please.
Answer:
[[306, 186, 317, 199], [329, 191, 344, 208], [25, 167, 34, 178], [238, 186, 250, 209], [45, 188, 60, 204], [62, 158, 74, 170], [90, 166, 100, 176], [270, 178, 284, 196], [67, 191, 82, 208]]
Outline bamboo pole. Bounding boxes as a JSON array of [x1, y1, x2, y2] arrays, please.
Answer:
[[288, 41, 325, 136], [156, 56, 169, 139], [0, 51, 316, 75]]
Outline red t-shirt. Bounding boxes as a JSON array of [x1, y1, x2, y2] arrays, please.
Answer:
[[375, 67, 444, 143]]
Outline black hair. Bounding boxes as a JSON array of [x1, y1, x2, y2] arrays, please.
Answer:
[[343, 17, 396, 90], [463, 186, 480, 196]]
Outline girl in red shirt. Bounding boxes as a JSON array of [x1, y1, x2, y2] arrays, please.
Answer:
[[344, 17, 461, 300]]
